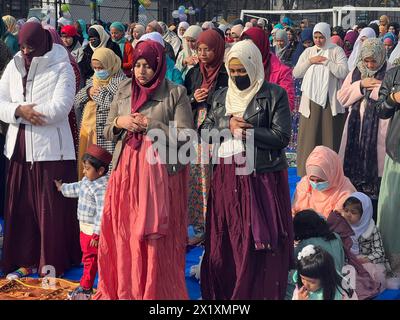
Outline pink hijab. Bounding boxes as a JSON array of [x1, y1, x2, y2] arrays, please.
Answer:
[[292, 146, 357, 218]]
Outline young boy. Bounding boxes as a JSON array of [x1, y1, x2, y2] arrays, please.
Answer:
[[54, 144, 112, 300]]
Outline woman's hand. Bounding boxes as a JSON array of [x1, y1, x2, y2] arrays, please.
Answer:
[[115, 114, 148, 132], [194, 88, 209, 103], [229, 116, 253, 139], [361, 78, 381, 90], [88, 86, 101, 99], [184, 56, 199, 66], [309, 56, 328, 65], [297, 286, 309, 300], [15, 104, 46, 126]]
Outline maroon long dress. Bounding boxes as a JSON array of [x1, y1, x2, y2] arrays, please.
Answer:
[[201, 159, 294, 300], [1, 127, 81, 277]]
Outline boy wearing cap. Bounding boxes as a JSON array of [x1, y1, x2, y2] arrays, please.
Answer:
[[54, 144, 112, 299]]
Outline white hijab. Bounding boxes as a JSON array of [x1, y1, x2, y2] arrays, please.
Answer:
[[301, 22, 336, 107], [178, 21, 189, 39], [88, 25, 110, 51], [182, 25, 202, 57], [219, 40, 265, 158], [347, 192, 374, 255], [348, 27, 376, 71]]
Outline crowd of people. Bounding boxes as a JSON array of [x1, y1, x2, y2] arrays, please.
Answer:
[[0, 12, 400, 300]]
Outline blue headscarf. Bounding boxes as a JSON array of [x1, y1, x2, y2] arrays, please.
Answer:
[[383, 32, 396, 44], [282, 17, 293, 27], [291, 28, 314, 66], [110, 21, 126, 58], [77, 19, 88, 40]]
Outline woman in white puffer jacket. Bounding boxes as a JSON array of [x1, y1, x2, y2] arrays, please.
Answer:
[[0, 22, 81, 279]]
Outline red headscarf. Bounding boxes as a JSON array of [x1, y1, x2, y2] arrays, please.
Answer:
[[241, 27, 271, 80], [18, 22, 53, 72], [197, 29, 225, 90], [128, 40, 166, 149], [44, 25, 79, 75]]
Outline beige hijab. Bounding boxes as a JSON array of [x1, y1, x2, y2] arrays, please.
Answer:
[[91, 47, 121, 86], [88, 25, 110, 51], [225, 40, 265, 117]]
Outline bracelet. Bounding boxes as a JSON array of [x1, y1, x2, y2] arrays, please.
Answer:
[[113, 116, 120, 129]]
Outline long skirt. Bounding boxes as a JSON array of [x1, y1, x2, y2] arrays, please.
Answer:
[[378, 155, 400, 274], [201, 160, 294, 300], [93, 140, 189, 300], [78, 102, 97, 180], [296, 101, 346, 177], [1, 126, 81, 276], [188, 107, 211, 240]]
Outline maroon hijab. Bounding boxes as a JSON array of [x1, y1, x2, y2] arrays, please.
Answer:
[[241, 27, 272, 80], [128, 40, 166, 149], [344, 31, 359, 58], [18, 22, 52, 72], [197, 29, 225, 90]]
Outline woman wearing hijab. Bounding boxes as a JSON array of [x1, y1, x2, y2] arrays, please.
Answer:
[[93, 40, 193, 300], [275, 29, 294, 67], [79, 25, 122, 85], [348, 27, 376, 71], [75, 48, 126, 179], [178, 21, 189, 40], [230, 24, 244, 42], [131, 23, 145, 48], [139, 32, 183, 85], [2, 15, 18, 36], [293, 22, 348, 177], [199, 39, 293, 300], [343, 30, 359, 58], [110, 21, 133, 77], [383, 32, 396, 59], [337, 39, 389, 221], [46, 26, 81, 155], [176, 25, 202, 79], [158, 21, 182, 58], [0, 16, 18, 55], [61, 25, 83, 63], [374, 55, 400, 275], [292, 146, 356, 218], [184, 29, 228, 246], [75, 19, 89, 47], [146, 20, 177, 62], [241, 27, 295, 111], [0, 22, 81, 279]]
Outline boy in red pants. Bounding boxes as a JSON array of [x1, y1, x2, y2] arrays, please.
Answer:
[[55, 144, 111, 299]]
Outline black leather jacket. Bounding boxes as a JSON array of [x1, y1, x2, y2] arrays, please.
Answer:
[[199, 81, 291, 173], [376, 66, 400, 163]]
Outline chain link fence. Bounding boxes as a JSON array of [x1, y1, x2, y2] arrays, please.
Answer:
[[68, 0, 132, 23]]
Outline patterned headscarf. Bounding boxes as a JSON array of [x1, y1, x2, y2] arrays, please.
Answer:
[[356, 38, 386, 79]]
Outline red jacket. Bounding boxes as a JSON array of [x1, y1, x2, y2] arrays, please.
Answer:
[[268, 54, 295, 111], [123, 41, 134, 77]]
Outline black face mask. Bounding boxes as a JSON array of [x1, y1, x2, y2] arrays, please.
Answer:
[[234, 75, 251, 91]]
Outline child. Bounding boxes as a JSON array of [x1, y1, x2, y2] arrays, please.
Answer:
[[341, 192, 390, 289], [54, 144, 112, 300], [293, 245, 353, 300]]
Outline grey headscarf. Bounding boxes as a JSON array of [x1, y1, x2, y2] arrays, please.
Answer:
[[356, 38, 386, 79], [275, 29, 289, 58], [158, 21, 181, 56]]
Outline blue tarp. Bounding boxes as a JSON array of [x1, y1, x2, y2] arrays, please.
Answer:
[[0, 168, 398, 299]]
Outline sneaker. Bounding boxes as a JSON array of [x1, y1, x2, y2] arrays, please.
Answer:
[[6, 267, 38, 280], [67, 286, 93, 300]]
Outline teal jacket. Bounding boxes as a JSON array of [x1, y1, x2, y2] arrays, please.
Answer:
[[2, 32, 19, 56], [166, 56, 183, 85]]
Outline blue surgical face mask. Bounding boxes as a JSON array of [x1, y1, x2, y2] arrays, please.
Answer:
[[94, 69, 110, 80], [310, 180, 330, 192]]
